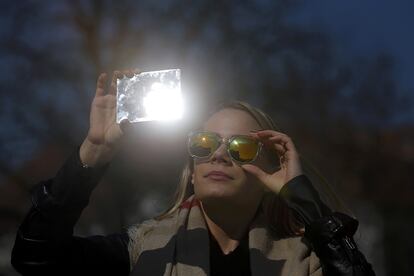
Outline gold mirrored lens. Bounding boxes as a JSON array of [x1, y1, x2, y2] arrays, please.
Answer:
[[229, 137, 259, 162], [189, 133, 219, 157]]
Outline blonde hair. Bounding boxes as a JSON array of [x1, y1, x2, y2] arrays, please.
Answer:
[[155, 100, 348, 237]]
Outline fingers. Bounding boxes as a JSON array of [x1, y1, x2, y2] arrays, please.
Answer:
[[254, 130, 295, 148], [272, 143, 286, 155], [108, 69, 140, 95], [268, 136, 295, 152], [95, 73, 108, 96], [250, 130, 298, 157], [124, 68, 139, 78], [108, 70, 121, 95]]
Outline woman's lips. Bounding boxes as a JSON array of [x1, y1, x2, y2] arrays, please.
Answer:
[[205, 171, 234, 181]]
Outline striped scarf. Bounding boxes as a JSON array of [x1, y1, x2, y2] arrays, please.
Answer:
[[127, 194, 322, 276]]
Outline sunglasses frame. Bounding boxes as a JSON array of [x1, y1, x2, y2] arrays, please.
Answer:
[[187, 130, 263, 164]]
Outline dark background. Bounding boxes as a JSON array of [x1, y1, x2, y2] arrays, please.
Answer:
[[0, 1, 413, 275]]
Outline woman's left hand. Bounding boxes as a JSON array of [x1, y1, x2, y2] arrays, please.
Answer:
[[241, 130, 303, 194]]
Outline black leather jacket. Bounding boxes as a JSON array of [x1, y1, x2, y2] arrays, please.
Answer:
[[11, 146, 376, 275]]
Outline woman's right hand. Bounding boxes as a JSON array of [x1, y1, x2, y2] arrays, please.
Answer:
[[80, 70, 136, 167]]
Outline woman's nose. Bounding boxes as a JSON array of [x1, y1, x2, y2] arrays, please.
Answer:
[[210, 143, 231, 164]]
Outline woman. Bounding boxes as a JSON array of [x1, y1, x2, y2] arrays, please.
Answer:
[[11, 71, 376, 275]]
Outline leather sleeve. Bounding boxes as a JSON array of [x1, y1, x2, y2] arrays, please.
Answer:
[[11, 146, 130, 276], [279, 174, 376, 276]]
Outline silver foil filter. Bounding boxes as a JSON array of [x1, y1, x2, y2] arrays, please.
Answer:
[[116, 69, 182, 123]]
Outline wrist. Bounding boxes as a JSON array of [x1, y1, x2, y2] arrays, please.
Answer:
[[79, 138, 115, 168]]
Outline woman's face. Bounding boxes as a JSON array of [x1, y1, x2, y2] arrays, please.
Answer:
[[191, 108, 274, 207]]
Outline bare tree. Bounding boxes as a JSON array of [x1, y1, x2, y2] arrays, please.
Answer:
[[0, 1, 413, 274]]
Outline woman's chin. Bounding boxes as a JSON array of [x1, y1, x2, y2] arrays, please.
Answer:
[[195, 186, 238, 203]]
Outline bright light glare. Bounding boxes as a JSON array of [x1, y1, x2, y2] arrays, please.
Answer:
[[143, 82, 184, 121]]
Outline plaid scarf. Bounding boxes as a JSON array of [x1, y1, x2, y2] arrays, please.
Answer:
[[127, 195, 322, 276]]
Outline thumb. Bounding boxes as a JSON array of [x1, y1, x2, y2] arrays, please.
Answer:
[[242, 164, 268, 182], [119, 119, 132, 135]]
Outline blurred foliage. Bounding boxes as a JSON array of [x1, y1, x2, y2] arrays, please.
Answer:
[[0, 0, 413, 275]]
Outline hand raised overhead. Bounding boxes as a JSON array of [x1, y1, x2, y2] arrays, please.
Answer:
[[80, 70, 137, 167]]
